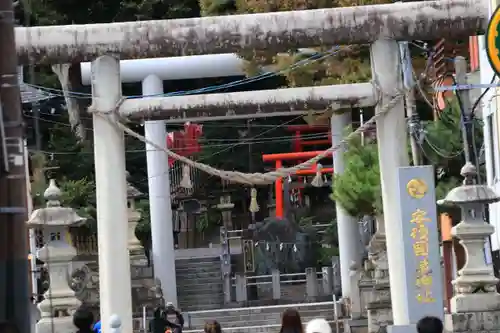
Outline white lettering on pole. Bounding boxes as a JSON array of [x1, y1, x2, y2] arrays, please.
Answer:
[[5, 137, 24, 167]]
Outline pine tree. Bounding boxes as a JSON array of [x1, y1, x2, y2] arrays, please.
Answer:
[[331, 98, 482, 217]]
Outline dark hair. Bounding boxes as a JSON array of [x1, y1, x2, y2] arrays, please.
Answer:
[[280, 308, 303, 333], [73, 306, 95, 331], [416, 316, 443, 333], [0, 321, 20, 333], [204, 320, 221, 333]]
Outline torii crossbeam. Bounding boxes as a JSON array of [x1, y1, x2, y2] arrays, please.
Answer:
[[119, 83, 376, 120], [15, 0, 485, 65]]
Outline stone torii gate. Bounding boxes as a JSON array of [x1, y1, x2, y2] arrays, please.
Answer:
[[14, 1, 487, 332]]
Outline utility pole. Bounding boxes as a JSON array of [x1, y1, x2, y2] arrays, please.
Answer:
[[399, 41, 421, 166], [0, 0, 31, 331], [454, 56, 476, 166], [247, 119, 256, 223]]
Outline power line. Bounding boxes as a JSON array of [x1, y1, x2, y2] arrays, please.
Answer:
[[28, 133, 332, 155], [24, 112, 334, 141], [24, 47, 344, 100]]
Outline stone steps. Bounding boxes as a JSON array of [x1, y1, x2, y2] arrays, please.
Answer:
[[178, 275, 223, 285], [176, 256, 224, 312], [183, 323, 342, 333], [135, 302, 340, 333], [184, 302, 337, 331]]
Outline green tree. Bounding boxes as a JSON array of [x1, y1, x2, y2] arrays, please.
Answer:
[[331, 136, 382, 217], [332, 99, 483, 217]]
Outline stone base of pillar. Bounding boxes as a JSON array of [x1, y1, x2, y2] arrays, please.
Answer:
[[37, 317, 77, 333], [129, 248, 148, 266], [367, 283, 393, 333], [343, 318, 369, 333], [366, 216, 392, 333], [445, 310, 500, 333], [451, 293, 500, 313]]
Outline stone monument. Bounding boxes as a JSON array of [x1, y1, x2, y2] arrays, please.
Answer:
[[27, 179, 86, 333], [126, 178, 144, 263]]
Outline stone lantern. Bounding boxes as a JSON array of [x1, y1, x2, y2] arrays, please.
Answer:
[[26, 179, 86, 333], [127, 176, 143, 258], [439, 162, 500, 332]]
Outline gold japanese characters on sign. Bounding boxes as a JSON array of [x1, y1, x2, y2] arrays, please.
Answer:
[[410, 208, 435, 303]]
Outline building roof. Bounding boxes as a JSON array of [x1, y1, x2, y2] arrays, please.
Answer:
[[18, 67, 53, 104]]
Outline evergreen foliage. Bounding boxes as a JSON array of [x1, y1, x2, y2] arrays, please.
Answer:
[[331, 98, 484, 218], [331, 136, 382, 217]]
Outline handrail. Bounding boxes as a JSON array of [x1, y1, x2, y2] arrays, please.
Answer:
[[185, 300, 336, 315], [230, 271, 323, 280], [182, 320, 338, 333]]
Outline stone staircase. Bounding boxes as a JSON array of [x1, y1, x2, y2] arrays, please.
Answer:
[[176, 256, 224, 311], [183, 302, 341, 333]]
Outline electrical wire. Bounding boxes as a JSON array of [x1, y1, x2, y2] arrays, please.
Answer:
[[136, 113, 330, 185], [25, 47, 344, 100], [28, 132, 331, 154], [32, 113, 314, 187], [27, 106, 333, 128], [471, 74, 497, 118], [423, 136, 464, 159], [451, 74, 484, 183], [23, 112, 333, 145]]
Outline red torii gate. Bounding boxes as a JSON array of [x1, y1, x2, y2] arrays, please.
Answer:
[[286, 124, 331, 152], [262, 151, 333, 218]]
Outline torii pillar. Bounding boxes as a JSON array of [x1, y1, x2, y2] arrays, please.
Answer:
[[331, 111, 363, 297]]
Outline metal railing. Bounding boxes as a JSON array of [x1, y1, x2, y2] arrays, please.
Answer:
[[138, 299, 344, 333], [186, 300, 335, 316], [232, 271, 323, 286], [72, 234, 98, 256], [182, 320, 339, 333], [136, 296, 343, 333], [226, 229, 244, 240]]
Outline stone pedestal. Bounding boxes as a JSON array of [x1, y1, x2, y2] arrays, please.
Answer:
[[366, 216, 392, 333], [37, 242, 82, 333], [439, 163, 500, 333], [445, 311, 500, 333], [217, 194, 235, 229], [127, 181, 146, 264], [127, 207, 142, 252]]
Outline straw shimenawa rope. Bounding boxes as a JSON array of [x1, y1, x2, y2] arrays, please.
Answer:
[[97, 88, 407, 185]]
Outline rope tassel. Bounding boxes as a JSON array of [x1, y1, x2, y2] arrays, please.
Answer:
[[310, 163, 324, 187], [180, 164, 193, 189], [249, 188, 260, 213]]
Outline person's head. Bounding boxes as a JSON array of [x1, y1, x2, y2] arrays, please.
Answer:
[[280, 308, 303, 333], [204, 320, 222, 333], [416, 316, 443, 333], [305, 318, 331, 333], [73, 306, 95, 331], [0, 321, 20, 333]]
